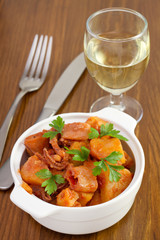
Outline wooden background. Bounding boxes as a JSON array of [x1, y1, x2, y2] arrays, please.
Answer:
[[0, 0, 159, 239]]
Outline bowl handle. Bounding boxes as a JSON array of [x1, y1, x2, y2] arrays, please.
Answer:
[[92, 107, 137, 132], [10, 185, 59, 219]]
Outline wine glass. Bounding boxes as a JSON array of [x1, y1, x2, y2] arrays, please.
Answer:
[[84, 8, 150, 122]]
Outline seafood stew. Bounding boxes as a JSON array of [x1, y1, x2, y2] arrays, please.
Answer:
[[20, 116, 135, 207]]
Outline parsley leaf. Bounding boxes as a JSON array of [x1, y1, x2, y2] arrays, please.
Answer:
[[36, 169, 65, 195], [49, 116, 65, 133], [100, 123, 128, 141], [65, 146, 90, 162], [88, 122, 128, 141], [35, 169, 53, 179], [108, 165, 124, 182], [43, 131, 59, 140], [92, 159, 107, 176], [53, 174, 65, 184], [88, 127, 99, 139], [104, 151, 123, 164], [43, 116, 65, 140], [92, 151, 124, 182], [41, 177, 57, 195], [100, 123, 114, 137]]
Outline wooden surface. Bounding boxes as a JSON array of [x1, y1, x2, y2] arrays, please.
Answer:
[[0, 0, 159, 239]]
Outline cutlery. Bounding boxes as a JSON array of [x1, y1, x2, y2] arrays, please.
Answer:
[[0, 35, 53, 164], [0, 52, 86, 190], [37, 52, 86, 121]]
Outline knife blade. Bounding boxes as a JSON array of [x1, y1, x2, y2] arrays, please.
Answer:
[[0, 52, 86, 190], [37, 52, 86, 122]]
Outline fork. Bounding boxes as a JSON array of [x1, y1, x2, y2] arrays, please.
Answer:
[[0, 34, 53, 163]]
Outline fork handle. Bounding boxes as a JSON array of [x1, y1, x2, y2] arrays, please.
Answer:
[[0, 90, 27, 163]]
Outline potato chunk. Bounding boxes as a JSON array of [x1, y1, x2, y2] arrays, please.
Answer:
[[77, 192, 94, 206], [99, 168, 132, 202], [57, 188, 79, 207], [86, 116, 108, 131], [24, 130, 50, 155], [88, 190, 102, 206], [69, 140, 90, 151], [21, 155, 48, 185], [123, 151, 135, 169], [90, 136, 126, 164]]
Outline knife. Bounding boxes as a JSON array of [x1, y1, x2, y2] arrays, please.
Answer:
[[37, 52, 86, 122], [0, 52, 86, 190]]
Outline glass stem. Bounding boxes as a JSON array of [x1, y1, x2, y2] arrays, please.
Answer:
[[109, 93, 125, 111]]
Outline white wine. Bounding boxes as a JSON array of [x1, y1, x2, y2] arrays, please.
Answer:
[[84, 33, 150, 95]]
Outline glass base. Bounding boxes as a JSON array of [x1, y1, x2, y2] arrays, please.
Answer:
[[90, 95, 143, 122]]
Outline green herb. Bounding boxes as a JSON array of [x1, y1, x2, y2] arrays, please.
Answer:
[[42, 131, 59, 139], [100, 123, 114, 137], [105, 151, 123, 164], [65, 146, 90, 162], [88, 122, 128, 141], [108, 165, 124, 182], [100, 123, 128, 141], [36, 169, 52, 179], [88, 123, 128, 141], [43, 116, 65, 140], [92, 159, 107, 176], [49, 116, 65, 133], [35, 169, 65, 195], [88, 127, 99, 139], [92, 151, 124, 182]]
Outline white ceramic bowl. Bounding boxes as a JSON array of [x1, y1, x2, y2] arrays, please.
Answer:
[[10, 107, 145, 235]]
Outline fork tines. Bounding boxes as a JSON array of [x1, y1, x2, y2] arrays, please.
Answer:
[[22, 35, 53, 81]]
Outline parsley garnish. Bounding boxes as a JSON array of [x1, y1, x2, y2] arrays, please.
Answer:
[[88, 127, 99, 139], [49, 116, 64, 132], [36, 169, 65, 195], [88, 123, 128, 141], [43, 116, 65, 140], [92, 151, 124, 182], [65, 146, 90, 162], [100, 123, 128, 141]]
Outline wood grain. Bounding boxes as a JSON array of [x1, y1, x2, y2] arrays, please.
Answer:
[[0, 0, 159, 239]]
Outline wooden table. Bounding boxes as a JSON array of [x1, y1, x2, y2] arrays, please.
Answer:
[[0, 0, 159, 239]]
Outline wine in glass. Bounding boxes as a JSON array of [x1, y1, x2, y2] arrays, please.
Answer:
[[84, 8, 150, 122]]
